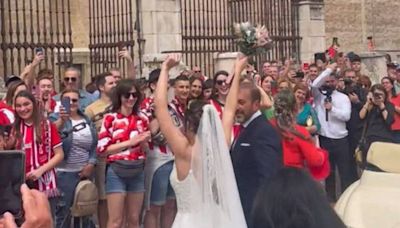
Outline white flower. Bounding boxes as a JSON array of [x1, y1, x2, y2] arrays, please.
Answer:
[[233, 23, 242, 36], [241, 22, 252, 30]]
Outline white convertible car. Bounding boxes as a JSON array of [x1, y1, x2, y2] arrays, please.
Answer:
[[335, 142, 400, 228]]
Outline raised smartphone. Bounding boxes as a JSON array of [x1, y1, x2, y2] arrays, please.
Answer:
[[0, 151, 25, 221], [35, 47, 44, 54], [61, 96, 71, 114]]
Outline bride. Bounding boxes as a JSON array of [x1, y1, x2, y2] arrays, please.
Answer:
[[154, 54, 248, 228]]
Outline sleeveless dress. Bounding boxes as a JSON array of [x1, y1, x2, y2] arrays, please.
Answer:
[[169, 166, 199, 228], [170, 165, 243, 228]]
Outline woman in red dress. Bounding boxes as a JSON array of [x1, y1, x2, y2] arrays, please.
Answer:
[[271, 90, 329, 180]]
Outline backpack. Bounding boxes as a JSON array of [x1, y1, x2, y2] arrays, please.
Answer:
[[70, 180, 98, 217]]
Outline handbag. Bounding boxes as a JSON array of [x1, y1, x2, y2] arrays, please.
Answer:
[[70, 180, 98, 217], [110, 159, 144, 178], [355, 113, 369, 165]]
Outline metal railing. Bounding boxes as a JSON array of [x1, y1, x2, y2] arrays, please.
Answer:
[[0, 0, 73, 82], [88, 0, 135, 79], [175, 0, 302, 77]]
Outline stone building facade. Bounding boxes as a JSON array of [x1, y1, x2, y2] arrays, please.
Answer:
[[324, 0, 400, 61]]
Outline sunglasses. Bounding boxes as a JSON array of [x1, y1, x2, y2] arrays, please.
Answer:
[[64, 77, 77, 82], [216, 80, 227, 86], [62, 97, 79, 103], [122, 92, 140, 99]]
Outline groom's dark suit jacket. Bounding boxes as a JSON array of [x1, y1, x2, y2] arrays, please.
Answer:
[[231, 114, 282, 225]]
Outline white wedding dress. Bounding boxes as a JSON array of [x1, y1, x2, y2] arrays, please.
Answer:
[[169, 105, 247, 228]]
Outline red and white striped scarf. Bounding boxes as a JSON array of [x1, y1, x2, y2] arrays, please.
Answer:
[[20, 120, 59, 198]]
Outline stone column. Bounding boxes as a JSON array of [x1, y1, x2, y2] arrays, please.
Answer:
[[213, 52, 239, 74], [298, 1, 326, 63], [141, 0, 183, 78]]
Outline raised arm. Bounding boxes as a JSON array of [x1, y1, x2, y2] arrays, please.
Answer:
[[222, 54, 248, 145], [257, 85, 273, 110], [20, 52, 44, 89], [154, 54, 190, 160], [279, 58, 291, 79], [311, 63, 337, 97], [119, 47, 136, 80]]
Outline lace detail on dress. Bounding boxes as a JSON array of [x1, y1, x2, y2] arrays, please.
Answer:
[[170, 166, 198, 213]]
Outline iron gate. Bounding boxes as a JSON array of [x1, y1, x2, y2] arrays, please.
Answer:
[[0, 0, 73, 83], [88, 0, 136, 79], [178, 0, 301, 77]]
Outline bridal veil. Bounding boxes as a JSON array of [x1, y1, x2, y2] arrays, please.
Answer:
[[190, 104, 247, 228]]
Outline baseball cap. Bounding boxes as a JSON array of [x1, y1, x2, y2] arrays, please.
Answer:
[[5, 75, 22, 87]]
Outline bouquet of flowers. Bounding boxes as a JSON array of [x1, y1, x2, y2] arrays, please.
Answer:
[[233, 22, 273, 56]]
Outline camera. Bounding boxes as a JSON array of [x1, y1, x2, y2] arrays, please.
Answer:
[[344, 78, 353, 86], [373, 92, 383, 100], [342, 78, 356, 95], [295, 71, 304, 78], [320, 85, 334, 101], [319, 85, 334, 121]]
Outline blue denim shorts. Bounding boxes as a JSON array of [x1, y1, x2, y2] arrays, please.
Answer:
[[150, 161, 175, 205], [105, 165, 145, 194]]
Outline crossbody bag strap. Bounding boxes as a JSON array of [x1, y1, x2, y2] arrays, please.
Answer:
[[360, 111, 370, 141]]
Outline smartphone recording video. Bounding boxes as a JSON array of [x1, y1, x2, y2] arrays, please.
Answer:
[[35, 47, 44, 54], [61, 97, 71, 114], [0, 151, 25, 220]]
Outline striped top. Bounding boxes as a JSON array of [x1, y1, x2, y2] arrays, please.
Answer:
[[57, 119, 93, 172], [97, 112, 149, 162]]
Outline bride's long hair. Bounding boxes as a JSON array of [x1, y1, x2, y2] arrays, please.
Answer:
[[184, 99, 208, 134]]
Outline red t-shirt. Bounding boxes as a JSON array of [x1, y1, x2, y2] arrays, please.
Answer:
[[140, 97, 154, 121], [0, 101, 15, 125], [97, 112, 149, 162], [18, 121, 62, 173], [390, 95, 400, 131], [270, 120, 325, 168], [140, 97, 178, 155]]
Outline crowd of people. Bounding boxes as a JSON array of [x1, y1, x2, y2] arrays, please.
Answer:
[[0, 46, 399, 228]]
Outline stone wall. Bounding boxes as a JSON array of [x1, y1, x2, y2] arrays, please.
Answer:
[[325, 0, 400, 59], [298, 1, 326, 63], [70, 1, 90, 49]]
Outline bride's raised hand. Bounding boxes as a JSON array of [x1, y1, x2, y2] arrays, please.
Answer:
[[234, 53, 248, 74], [162, 54, 181, 71], [226, 53, 248, 85]]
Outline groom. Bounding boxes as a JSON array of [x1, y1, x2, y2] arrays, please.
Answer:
[[231, 82, 282, 225]]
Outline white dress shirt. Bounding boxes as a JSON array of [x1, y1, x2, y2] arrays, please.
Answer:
[[243, 111, 262, 128], [312, 68, 351, 139]]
